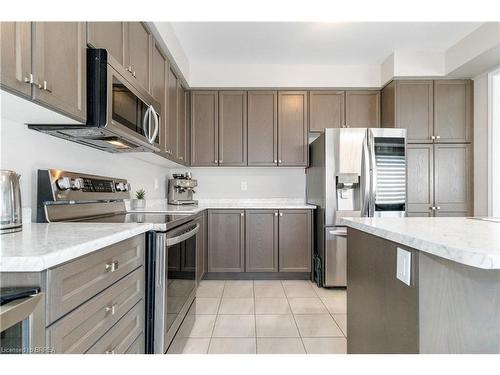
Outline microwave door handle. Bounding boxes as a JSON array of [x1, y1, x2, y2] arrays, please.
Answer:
[[149, 106, 159, 144], [143, 106, 152, 142]]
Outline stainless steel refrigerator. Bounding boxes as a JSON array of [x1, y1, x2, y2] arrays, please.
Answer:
[[307, 128, 407, 287]]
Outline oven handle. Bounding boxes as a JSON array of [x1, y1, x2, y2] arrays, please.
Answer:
[[0, 293, 43, 332], [166, 223, 199, 247]]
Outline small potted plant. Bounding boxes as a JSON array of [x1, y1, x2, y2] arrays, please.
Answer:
[[132, 188, 146, 210]]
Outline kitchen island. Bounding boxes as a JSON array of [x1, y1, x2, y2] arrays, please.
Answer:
[[340, 217, 500, 354]]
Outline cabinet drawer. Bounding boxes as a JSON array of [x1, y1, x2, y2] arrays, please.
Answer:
[[46, 235, 144, 324], [86, 300, 144, 354], [125, 333, 145, 354], [46, 266, 144, 353]]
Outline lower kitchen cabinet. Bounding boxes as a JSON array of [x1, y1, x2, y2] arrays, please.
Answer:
[[245, 210, 279, 272], [195, 211, 207, 281], [207, 209, 312, 275], [278, 210, 312, 272], [208, 210, 245, 272]]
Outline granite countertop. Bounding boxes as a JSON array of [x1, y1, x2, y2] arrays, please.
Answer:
[[0, 222, 153, 272], [126, 198, 316, 214], [340, 217, 500, 270]]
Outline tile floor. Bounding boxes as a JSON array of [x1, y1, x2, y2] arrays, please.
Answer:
[[167, 280, 347, 354]]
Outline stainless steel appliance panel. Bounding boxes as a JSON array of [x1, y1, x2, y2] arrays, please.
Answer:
[[0, 170, 22, 234], [325, 227, 347, 287]]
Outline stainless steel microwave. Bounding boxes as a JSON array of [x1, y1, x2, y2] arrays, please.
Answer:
[[29, 49, 161, 153]]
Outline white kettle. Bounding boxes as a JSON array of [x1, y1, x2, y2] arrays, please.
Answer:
[[0, 170, 23, 234]]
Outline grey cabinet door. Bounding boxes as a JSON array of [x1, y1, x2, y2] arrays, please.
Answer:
[[124, 22, 150, 91], [278, 91, 308, 166], [278, 210, 312, 272], [434, 80, 473, 143], [434, 143, 472, 214], [151, 41, 167, 154], [309, 91, 345, 132], [87, 22, 124, 65], [396, 80, 434, 143], [33, 22, 86, 122], [381, 81, 396, 128], [177, 85, 187, 164], [345, 90, 380, 128], [218, 91, 247, 166], [208, 210, 245, 272], [248, 91, 278, 166], [191, 91, 218, 166], [407, 144, 434, 214], [245, 210, 279, 272], [166, 67, 178, 158], [0, 22, 32, 97]]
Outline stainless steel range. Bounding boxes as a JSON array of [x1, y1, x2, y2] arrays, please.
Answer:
[[36, 169, 198, 354]]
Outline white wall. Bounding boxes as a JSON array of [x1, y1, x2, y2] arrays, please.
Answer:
[[473, 73, 489, 216], [0, 118, 171, 220], [170, 167, 306, 200]]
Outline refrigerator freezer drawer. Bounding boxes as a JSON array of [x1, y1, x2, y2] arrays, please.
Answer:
[[325, 228, 347, 287]]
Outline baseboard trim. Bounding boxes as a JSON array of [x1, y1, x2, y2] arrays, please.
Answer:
[[203, 272, 312, 280]]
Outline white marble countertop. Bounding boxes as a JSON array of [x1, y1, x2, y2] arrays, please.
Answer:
[[0, 222, 153, 272], [340, 217, 500, 270], [126, 198, 316, 214]]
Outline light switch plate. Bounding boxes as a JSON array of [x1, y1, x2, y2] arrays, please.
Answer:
[[241, 181, 247, 191], [396, 248, 411, 286]]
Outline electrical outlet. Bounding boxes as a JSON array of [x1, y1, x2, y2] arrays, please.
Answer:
[[396, 248, 411, 286], [241, 181, 247, 191], [154, 178, 159, 190]]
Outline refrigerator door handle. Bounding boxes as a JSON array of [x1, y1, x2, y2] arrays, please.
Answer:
[[361, 136, 371, 217]]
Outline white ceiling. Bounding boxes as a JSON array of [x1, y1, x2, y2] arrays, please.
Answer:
[[170, 22, 482, 65]]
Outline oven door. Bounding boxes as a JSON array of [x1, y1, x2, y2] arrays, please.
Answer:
[[105, 63, 161, 152], [153, 222, 199, 354], [0, 293, 45, 354]]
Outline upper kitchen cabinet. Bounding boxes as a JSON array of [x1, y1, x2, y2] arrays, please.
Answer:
[[191, 91, 218, 166], [177, 85, 188, 164], [434, 80, 473, 143], [151, 40, 167, 154], [218, 91, 247, 166], [345, 90, 380, 128], [382, 80, 434, 143], [247, 91, 278, 166], [86, 22, 125, 64], [0, 22, 32, 97], [278, 91, 308, 167], [166, 67, 178, 159], [309, 91, 345, 132], [124, 22, 151, 91], [33, 22, 87, 122]]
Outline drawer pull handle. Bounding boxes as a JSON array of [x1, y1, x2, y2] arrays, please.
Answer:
[[105, 349, 115, 354], [105, 261, 119, 272], [105, 304, 116, 315]]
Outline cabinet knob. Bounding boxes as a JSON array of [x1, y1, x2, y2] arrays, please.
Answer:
[[105, 349, 115, 354], [105, 260, 119, 272], [430, 206, 436, 210], [435, 135, 440, 140], [240, 212, 244, 217], [436, 206, 441, 210], [278, 160, 282, 164], [274, 212, 278, 216], [431, 135, 436, 140], [214, 160, 218, 164], [279, 212, 283, 217], [105, 304, 116, 316], [41, 80, 52, 93], [274, 160, 277, 163]]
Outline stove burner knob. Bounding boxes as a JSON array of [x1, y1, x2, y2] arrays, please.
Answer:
[[56, 177, 71, 191], [115, 182, 125, 192], [70, 178, 84, 191]]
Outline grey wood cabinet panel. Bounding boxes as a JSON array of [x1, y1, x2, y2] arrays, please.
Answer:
[[406, 212, 432, 217], [124, 22, 150, 91], [86, 300, 144, 354], [381, 81, 395, 128], [177, 85, 187, 164], [151, 41, 167, 155], [0, 22, 32, 96], [345, 90, 380, 128], [278, 210, 312, 272], [396, 80, 434, 143], [46, 267, 144, 354], [407, 144, 434, 214], [218, 91, 247, 166], [434, 143, 472, 214], [247, 90, 278, 166], [125, 333, 145, 354], [278, 91, 308, 166], [33, 22, 86, 122], [195, 212, 207, 282], [191, 91, 218, 166], [208, 210, 245, 272], [166, 67, 178, 158], [434, 80, 473, 143], [309, 91, 345, 132], [87, 22, 124, 64], [245, 210, 279, 272], [46, 235, 144, 325]]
